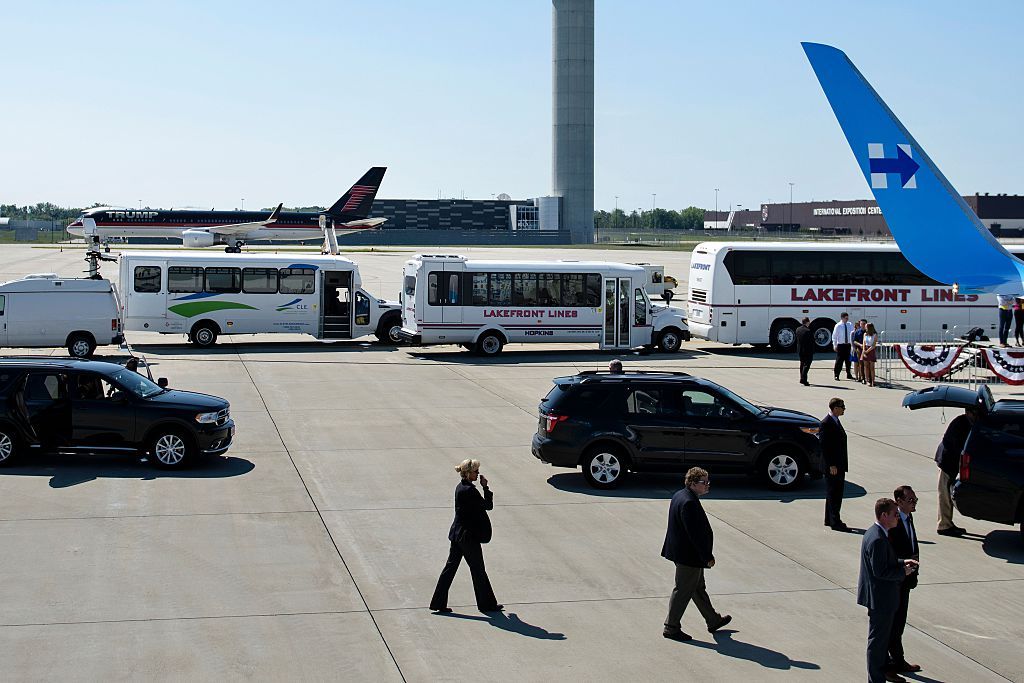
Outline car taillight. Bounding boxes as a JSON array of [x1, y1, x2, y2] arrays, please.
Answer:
[[112, 318, 118, 331], [959, 452, 971, 482], [544, 413, 569, 434]]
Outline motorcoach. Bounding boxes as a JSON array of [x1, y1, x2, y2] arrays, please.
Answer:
[[687, 242, 1010, 353], [119, 252, 402, 346], [398, 255, 689, 355]]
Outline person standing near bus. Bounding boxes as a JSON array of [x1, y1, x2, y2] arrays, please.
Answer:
[[795, 317, 814, 386], [861, 323, 879, 387], [997, 294, 1015, 347], [1013, 298, 1024, 346], [832, 313, 855, 381], [851, 320, 866, 383]]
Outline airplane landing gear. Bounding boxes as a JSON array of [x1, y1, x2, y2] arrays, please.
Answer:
[[224, 240, 244, 254]]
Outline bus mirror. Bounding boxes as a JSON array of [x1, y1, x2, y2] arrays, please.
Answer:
[[157, 377, 168, 388]]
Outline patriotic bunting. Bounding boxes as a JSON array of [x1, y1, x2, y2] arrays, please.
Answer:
[[984, 348, 1024, 385], [894, 343, 963, 378]]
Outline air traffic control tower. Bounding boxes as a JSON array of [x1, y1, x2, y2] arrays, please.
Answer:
[[552, 0, 594, 244]]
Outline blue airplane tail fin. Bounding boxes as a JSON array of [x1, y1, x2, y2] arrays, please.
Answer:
[[802, 42, 1024, 293]]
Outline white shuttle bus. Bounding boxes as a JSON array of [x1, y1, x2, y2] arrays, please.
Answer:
[[119, 252, 402, 346], [687, 242, 1003, 352], [398, 254, 689, 355]]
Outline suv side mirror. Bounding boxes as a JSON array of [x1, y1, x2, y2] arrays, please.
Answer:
[[157, 378, 168, 388]]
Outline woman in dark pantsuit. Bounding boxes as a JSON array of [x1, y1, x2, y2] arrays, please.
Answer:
[[429, 459, 503, 613]]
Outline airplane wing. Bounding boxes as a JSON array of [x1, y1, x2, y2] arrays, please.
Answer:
[[207, 203, 283, 236], [803, 42, 1024, 294]]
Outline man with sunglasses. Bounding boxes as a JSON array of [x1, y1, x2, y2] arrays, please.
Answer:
[[886, 486, 922, 678], [661, 467, 732, 642]]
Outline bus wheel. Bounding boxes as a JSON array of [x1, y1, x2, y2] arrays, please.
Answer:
[[475, 332, 504, 356], [190, 322, 219, 347], [769, 319, 799, 353], [811, 318, 836, 351], [658, 328, 683, 353], [375, 313, 403, 344]]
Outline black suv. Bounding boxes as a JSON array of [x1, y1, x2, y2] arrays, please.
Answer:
[[0, 358, 234, 469], [903, 384, 1024, 537], [532, 371, 824, 490]]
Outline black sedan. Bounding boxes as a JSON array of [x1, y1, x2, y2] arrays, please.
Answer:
[[903, 384, 1024, 538]]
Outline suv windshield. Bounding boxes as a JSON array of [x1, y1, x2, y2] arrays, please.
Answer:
[[108, 368, 164, 398], [714, 384, 761, 416]]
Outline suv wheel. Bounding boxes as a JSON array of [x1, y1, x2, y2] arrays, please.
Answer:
[[67, 333, 96, 358], [582, 446, 627, 489], [759, 450, 805, 490], [150, 429, 194, 469], [658, 328, 683, 353], [0, 427, 17, 466]]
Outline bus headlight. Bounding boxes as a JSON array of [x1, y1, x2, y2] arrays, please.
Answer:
[[195, 411, 220, 424]]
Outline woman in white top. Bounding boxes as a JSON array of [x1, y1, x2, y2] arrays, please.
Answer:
[[860, 323, 879, 387]]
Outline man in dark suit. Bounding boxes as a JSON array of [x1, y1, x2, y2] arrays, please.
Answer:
[[887, 486, 922, 677], [858, 498, 919, 683], [820, 397, 850, 531], [661, 467, 732, 642], [795, 316, 815, 386]]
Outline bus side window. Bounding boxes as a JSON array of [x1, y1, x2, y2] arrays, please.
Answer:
[[489, 273, 512, 306], [0, 294, 5, 315], [280, 268, 315, 294], [446, 273, 461, 305], [134, 266, 162, 293], [514, 273, 539, 306], [168, 266, 204, 293], [469, 273, 488, 305], [562, 274, 584, 306], [584, 274, 602, 306]]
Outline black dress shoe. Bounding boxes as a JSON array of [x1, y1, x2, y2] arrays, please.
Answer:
[[663, 630, 692, 642], [937, 526, 966, 537], [708, 615, 732, 633], [846, 374, 855, 379], [831, 523, 851, 532], [480, 604, 504, 612], [430, 607, 452, 613]]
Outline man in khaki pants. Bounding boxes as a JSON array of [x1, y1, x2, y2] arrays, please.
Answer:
[[934, 407, 977, 536]]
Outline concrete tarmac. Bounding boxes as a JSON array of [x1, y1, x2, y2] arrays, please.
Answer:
[[0, 244, 1020, 681]]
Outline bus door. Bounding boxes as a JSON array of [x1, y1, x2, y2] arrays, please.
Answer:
[[603, 277, 632, 349], [630, 285, 654, 348], [424, 267, 463, 325], [124, 260, 168, 326], [320, 270, 352, 339]]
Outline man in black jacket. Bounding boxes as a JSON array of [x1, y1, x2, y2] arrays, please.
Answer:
[[795, 316, 815, 386], [820, 397, 850, 532], [858, 498, 918, 683], [887, 485, 922, 677], [935, 407, 977, 536], [662, 467, 732, 641]]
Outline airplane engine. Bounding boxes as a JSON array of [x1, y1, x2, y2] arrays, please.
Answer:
[[181, 229, 216, 248]]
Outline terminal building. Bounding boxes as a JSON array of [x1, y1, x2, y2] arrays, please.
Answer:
[[705, 193, 1024, 238]]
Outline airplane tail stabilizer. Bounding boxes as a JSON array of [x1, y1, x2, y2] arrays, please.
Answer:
[[325, 167, 387, 220], [802, 42, 1024, 293]]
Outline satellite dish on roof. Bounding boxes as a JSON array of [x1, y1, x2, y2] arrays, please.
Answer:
[[497, 193, 511, 201]]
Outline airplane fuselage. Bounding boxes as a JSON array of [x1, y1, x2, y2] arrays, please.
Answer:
[[67, 208, 353, 243]]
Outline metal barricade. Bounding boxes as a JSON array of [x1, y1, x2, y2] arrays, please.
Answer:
[[878, 328, 997, 389]]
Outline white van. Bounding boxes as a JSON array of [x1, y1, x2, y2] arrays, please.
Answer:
[[0, 274, 123, 357]]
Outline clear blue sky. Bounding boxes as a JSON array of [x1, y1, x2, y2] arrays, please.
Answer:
[[4, 1, 1022, 212]]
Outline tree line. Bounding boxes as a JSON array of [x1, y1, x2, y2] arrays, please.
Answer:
[[0, 203, 95, 222], [594, 206, 706, 231]]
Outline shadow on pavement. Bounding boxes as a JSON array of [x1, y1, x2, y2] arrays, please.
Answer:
[[546, 471, 868, 503], [685, 629, 820, 670], [437, 610, 566, 640], [131, 340, 398, 356], [0, 453, 255, 488], [408, 347, 693, 366], [981, 529, 1024, 564]]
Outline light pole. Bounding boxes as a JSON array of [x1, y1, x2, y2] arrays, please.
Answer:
[[651, 194, 656, 229], [138, 199, 142, 209], [788, 182, 795, 232], [614, 195, 619, 229], [241, 198, 245, 211], [714, 188, 719, 227]]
